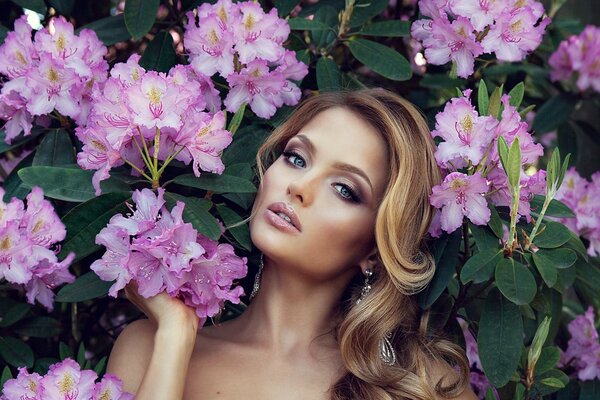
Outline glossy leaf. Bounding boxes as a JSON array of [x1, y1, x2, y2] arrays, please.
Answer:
[[0, 366, 12, 387], [316, 57, 342, 92], [139, 31, 176, 73], [530, 195, 575, 218], [478, 288, 523, 387], [173, 173, 256, 194], [164, 192, 221, 240], [470, 223, 501, 251], [0, 25, 8, 46], [356, 20, 410, 37], [216, 205, 252, 251], [0, 336, 34, 368], [533, 95, 575, 133], [347, 38, 412, 81], [77, 15, 130, 46], [533, 221, 572, 248], [460, 249, 502, 284], [32, 129, 75, 166], [124, 0, 159, 40], [287, 18, 329, 31], [349, 0, 388, 27], [56, 272, 113, 302], [312, 6, 338, 49], [0, 303, 31, 327], [94, 356, 107, 375], [478, 80, 489, 115], [227, 103, 246, 135], [10, 0, 47, 14], [535, 346, 561, 376], [495, 258, 537, 305], [274, 0, 300, 17], [532, 252, 558, 287], [14, 316, 62, 338], [533, 248, 577, 269], [48, 0, 74, 15], [488, 204, 504, 239], [0, 128, 44, 155], [508, 82, 525, 108]]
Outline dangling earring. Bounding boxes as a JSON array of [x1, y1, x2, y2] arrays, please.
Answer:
[[249, 255, 264, 300], [356, 268, 397, 366]]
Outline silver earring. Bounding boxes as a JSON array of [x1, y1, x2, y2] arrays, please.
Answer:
[[356, 268, 397, 366], [249, 256, 264, 300]]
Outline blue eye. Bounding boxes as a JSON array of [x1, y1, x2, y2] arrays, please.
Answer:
[[283, 151, 306, 168], [334, 183, 360, 203]]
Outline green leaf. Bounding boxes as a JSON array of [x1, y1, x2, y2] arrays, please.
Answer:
[[533, 221, 572, 248], [77, 342, 86, 367], [497, 136, 510, 173], [14, 317, 62, 338], [32, 129, 75, 166], [507, 137, 521, 189], [564, 230, 588, 259], [418, 74, 466, 90], [124, 0, 159, 40], [460, 249, 502, 284], [48, 0, 74, 15], [470, 223, 501, 252], [478, 288, 523, 387], [533, 95, 575, 134], [312, 6, 338, 49], [533, 248, 577, 270], [540, 377, 565, 388], [164, 192, 221, 240], [274, 0, 300, 17], [488, 85, 503, 118], [417, 230, 461, 309], [59, 342, 73, 360], [488, 204, 504, 239], [580, 380, 600, 400], [216, 205, 252, 251], [60, 192, 131, 262], [227, 103, 246, 135], [56, 272, 114, 302], [139, 31, 176, 73], [0, 25, 8, 46], [0, 128, 44, 155], [508, 82, 525, 109], [0, 336, 34, 368], [347, 38, 412, 81], [77, 15, 131, 46], [528, 317, 551, 369], [356, 20, 410, 37], [0, 303, 31, 328], [33, 357, 58, 375], [349, 0, 388, 28], [532, 252, 558, 287], [529, 195, 574, 218], [287, 18, 330, 31], [94, 356, 107, 375], [18, 166, 130, 202], [535, 346, 561, 376], [0, 366, 13, 387], [316, 57, 342, 92], [575, 259, 600, 291], [173, 173, 256, 194], [495, 258, 537, 305], [222, 125, 269, 166], [10, 0, 47, 14], [519, 104, 536, 120], [478, 80, 489, 115]]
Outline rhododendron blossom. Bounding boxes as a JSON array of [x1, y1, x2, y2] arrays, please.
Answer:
[[184, 0, 307, 118], [560, 306, 600, 381], [0, 15, 108, 143], [0, 187, 75, 311], [411, 0, 550, 77], [91, 188, 247, 323]]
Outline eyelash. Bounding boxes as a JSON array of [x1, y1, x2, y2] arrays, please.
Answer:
[[282, 150, 362, 203]]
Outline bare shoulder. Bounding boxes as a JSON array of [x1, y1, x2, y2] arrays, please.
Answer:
[[427, 359, 478, 400], [106, 319, 157, 394]]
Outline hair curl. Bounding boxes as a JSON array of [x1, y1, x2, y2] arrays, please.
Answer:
[[255, 89, 470, 399]]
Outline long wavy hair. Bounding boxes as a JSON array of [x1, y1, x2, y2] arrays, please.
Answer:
[[254, 89, 470, 399]]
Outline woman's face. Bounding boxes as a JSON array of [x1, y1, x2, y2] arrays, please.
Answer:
[[250, 107, 389, 281]]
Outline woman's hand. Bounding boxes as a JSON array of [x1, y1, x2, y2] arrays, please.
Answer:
[[124, 281, 200, 334]]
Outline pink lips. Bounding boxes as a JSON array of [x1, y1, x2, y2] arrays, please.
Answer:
[[265, 202, 302, 233]]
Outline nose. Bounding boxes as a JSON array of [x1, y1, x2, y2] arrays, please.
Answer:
[[287, 174, 315, 206]]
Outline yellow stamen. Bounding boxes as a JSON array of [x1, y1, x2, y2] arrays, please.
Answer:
[[58, 373, 75, 394], [91, 139, 108, 152], [48, 68, 60, 83], [132, 68, 140, 81], [460, 115, 474, 133], [148, 87, 162, 105], [0, 236, 11, 251], [15, 51, 27, 65], [218, 5, 228, 23], [208, 29, 220, 45], [450, 178, 467, 190], [32, 220, 44, 234], [196, 126, 210, 137], [56, 34, 66, 51], [244, 14, 255, 30], [98, 389, 112, 400], [510, 19, 523, 33]]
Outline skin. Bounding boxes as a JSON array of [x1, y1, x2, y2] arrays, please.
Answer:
[[107, 107, 478, 400]]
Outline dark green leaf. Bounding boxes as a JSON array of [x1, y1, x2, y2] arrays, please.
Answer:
[[32, 129, 75, 166], [356, 20, 410, 37], [508, 82, 525, 109], [478, 80, 489, 115], [77, 342, 85, 367], [94, 356, 107, 375], [418, 74, 466, 90], [0, 25, 9, 46], [347, 38, 412, 81], [478, 288, 523, 387], [274, 0, 300, 17], [495, 258, 537, 305], [575, 259, 600, 291], [287, 18, 330, 31], [227, 103, 246, 135], [0, 366, 12, 387], [537, 369, 569, 396], [564, 230, 588, 259], [533, 221, 572, 248], [124, 0, 159, 40], [77, 15, 130, 46], [216, 205, 252, 251], [470, 223, 501, 252], [316, 57, 342, 92], [535, 346, 560, 376], [33, 357, 58, 375], [530, 195, 575, 218], [164, 192, 221, 240], [48, 0, 74, 15], [18, 166, 130, 202], [532, 252, 558, 287], [139, 31, 176, 73], [14, 317, 62, 338], [10, 0, 47, 14], [60, 192, 131, 262], [349, 0, 388, 27], [0, 128, 44, 155], [173, 173, 256, 194], [59, 342, 72, 360], [56, 272, 113, 302], [533, 248, 577, 270], [460, 249, 502, 284], [488, 204, 504, 239], [540, 377, 565, 388], [0, 336, 34, 368], [533, 95, 575, 134], [312, 6, 338, 49], [222, 125, 269, 166], [0, 303, 31, 328], [555, 266, 576, 291], [417, 230, 461, 309], [580, 380, 600, 400]]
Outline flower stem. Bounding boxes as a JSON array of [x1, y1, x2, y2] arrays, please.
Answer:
[[157, 145, 186, 176], [123, 158, 154, 182], [524, 194, 552, 251]]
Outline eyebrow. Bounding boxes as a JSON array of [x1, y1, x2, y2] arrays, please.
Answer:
[[293, 134, 374, 194]]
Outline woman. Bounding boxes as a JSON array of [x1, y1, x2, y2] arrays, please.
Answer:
[[107, 89, 478, 399]]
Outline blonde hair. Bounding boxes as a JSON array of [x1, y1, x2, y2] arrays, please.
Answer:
[[255, 89, 470, 399]]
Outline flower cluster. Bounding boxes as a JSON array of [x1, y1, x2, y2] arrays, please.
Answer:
[[560, 306, 600, 381], [91, 188, 247, 323], [411, 0, 550, 78], [549, 25, 600, 93], [76, 55, 231, 194], [554, 168, 600, 256], [184, 0, 308, 118], [0, 16, 108, 143], [1, 358, 132, 400], [429, 90, 545, 235], [0, 187, 75, 311]]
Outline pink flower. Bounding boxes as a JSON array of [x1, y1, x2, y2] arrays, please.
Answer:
[[40, 358, 97, 400], [423, 16, 483, 78], [431, 90, 498, 168], [92, 374, 134, 400], [24, 253, 76, 311], [562, 307, 600, 381], [185, 14, 235, 77], [233, 3, 286, 64], [0, 16, 36, 80], [2, 367, 43, 400], [91, 225, 133, 297], [430, 172, 490, 233]]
